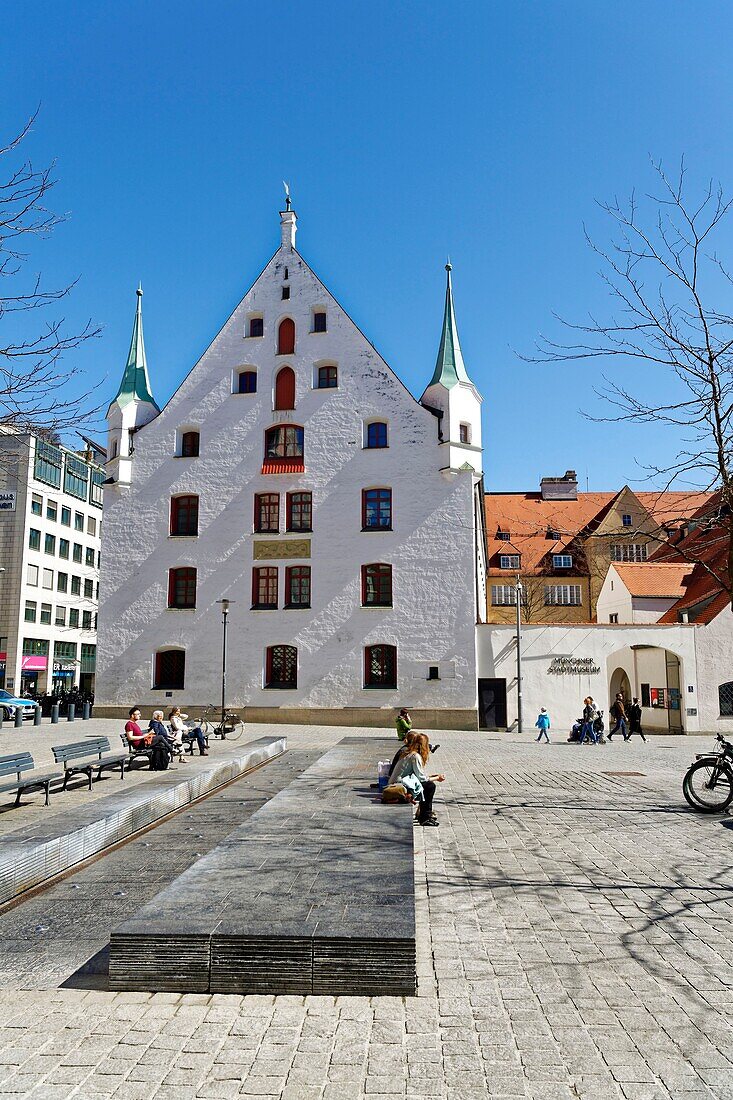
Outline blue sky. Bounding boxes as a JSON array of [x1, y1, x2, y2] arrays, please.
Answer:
[[2, 1, 732, 491]]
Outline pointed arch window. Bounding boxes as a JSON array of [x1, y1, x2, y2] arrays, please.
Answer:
[[274, 366, 296, 410], [278, 318, 295, 355]]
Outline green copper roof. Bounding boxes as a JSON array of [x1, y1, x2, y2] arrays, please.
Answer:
[[428, 262, 471, 390], [113, 287, 158, 410]]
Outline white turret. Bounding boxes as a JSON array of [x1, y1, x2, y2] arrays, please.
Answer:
[[420, 262, 483, 477], [106, 287, 160, 487]]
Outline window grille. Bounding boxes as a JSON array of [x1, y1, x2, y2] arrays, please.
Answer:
[[364, 644, 397, 688], [153, 650, 185, 690], [266, 644, 297, 688], [719, 682, 733, 717]]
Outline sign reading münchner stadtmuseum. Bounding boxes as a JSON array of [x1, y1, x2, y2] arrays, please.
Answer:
[[0, 492, 16, 512], [547, 656, 601, 675]]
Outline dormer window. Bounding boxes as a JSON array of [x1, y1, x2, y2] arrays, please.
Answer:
[[546, 528, 560, 540], [313, 311, 327, 333], [497, 531, 511, 542], [499, 554, 520, 570], [552, 554, 573, 569]]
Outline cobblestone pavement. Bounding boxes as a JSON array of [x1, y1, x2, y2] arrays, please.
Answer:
[[0, 726, 731, 1099]]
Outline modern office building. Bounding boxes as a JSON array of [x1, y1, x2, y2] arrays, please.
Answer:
[[0, 431, 104, 696]]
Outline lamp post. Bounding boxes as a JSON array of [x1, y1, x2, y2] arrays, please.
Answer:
[[515, 574, 523, 734], [215, 598, 234, 738]]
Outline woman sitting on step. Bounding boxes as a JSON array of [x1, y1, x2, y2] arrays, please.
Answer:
[[388, 732, 445, 827]]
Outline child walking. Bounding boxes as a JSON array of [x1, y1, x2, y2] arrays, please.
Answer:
[[535, 707, 551, 743]]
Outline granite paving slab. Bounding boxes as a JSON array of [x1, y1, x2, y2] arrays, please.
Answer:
[[109, 736, 416, 996], [0, 736, 286, 905]]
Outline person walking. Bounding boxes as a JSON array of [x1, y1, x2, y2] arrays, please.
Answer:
[[535, 707, 551, 743], [578, 697, 598, 745], [608, 693, 629, 741], [627, 697, 646, 742]]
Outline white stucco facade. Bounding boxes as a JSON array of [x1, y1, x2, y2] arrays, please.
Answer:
[[96, 209, 485, 727], [477, 609, 733, 736]]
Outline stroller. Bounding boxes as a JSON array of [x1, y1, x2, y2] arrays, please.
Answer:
[[568, 709, 606, 743]]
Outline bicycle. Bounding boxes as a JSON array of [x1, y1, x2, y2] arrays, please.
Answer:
[[193, 704, 245, 742], [682, 733, 733, 813]]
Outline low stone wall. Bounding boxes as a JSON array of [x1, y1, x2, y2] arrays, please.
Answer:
[[92, 706, 478, 730]]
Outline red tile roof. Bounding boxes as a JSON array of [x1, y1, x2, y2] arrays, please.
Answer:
[[613, 563, 694, 598], [484, 489, 712, 576]]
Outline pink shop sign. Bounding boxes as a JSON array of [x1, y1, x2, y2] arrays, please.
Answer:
[[21, 655, 47, 671]]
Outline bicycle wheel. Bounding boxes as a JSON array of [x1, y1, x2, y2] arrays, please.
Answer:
[[200, 719, 216, 740], [223, 718, 245, 741], [683, 760, 733, 812]]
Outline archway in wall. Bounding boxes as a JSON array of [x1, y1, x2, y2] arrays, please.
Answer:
[[606, 646, 684, 734]]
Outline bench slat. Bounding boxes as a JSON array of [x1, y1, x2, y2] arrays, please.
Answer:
[[0, 753, 34, 777]]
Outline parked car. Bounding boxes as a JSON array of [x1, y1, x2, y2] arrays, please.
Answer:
[[0, 690, 36, 721]]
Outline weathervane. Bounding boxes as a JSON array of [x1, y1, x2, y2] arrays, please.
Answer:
[[283, 180, 291, 211]]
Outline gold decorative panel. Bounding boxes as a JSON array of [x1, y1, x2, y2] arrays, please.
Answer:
[[253, 539, 311, 560]]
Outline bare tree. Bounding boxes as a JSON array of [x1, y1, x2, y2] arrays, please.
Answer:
[[1, 111, 101, 439], [527, 160, 733, 600]]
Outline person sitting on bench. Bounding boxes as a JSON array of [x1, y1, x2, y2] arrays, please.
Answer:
[[389, 733, 445, 827], [125, 707, 153, 751], [147, 710, 185, 762], [168, 707, 208, 756]]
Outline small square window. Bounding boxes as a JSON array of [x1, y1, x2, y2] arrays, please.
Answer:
[[282, 286, 290, 300], [622, 514, 633, 527], [497, 531, 511, 542], [317, 365, 338, 389], [313, 311, 327, 333], [248, 317, 264, 338], [237, 370, 257, 394]]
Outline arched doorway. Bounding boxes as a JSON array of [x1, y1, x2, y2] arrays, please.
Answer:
[[606, 645, 684, 734]]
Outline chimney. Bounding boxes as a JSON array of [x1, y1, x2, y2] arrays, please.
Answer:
[[540, 470, 578, 501]]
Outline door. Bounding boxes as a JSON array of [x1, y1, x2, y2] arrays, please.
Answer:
[[478, 678, 507, 730]]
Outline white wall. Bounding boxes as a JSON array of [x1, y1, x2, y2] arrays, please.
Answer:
[[694, 603, 733, 734], [477, 622, 699, 734], [97, 228, 481, 723], [597, 566, 632, 622]]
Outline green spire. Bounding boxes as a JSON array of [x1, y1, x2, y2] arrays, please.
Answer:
[[428, 261, 470, 389], [113, 286, 158, 409]]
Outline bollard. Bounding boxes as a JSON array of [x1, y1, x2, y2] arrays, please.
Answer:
[[14, 707, 23, 728], [67, 702, 75, 722], [0, 711, 3, 731], [51, 703, 60, 724], [34, 705, 41, 726], [82, 700, 90, 721]]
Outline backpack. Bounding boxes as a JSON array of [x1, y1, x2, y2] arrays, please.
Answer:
[[150, 741, 170, 771], [593, 710, 605, 734]]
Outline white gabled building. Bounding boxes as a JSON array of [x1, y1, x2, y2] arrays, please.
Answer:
[[96, 205, 487, 728]]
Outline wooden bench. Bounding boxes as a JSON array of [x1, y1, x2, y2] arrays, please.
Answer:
[[0, 752, 63, 807], [52, 737, 129, 790], [120, 732, 154, 766]]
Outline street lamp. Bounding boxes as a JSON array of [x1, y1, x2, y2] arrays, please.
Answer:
[[215, 598, 234, 738], [515, 574, 523, 734]]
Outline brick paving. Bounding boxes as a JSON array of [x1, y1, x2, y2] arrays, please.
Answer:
[[0, 725, 731, 1099]]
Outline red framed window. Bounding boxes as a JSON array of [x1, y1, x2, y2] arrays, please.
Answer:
[[274, 366, 296, 410], [252, 567, 278, 609], [153, 649, 185, 690], [278, 318, 295, 355], [265, 425, 304, 459], [366, 422, 388, 448], [362, 563, 392, 607], [170, 495, 199, 536], [255, 493, 280, 533], [286, 491, 312, 532], [362, 488, 392, 530], [168, 567, 197, 609], [265, 644, 297, 688], [364, 644, 397, 688], [238, 370, 257, 394], [181, 431, 200, 457], [285, 566, 311, 608], [317, 365, 338, 389], [249, 317, 263, 337]]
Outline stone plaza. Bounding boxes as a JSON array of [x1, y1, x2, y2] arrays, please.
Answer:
[[0, 719, 731, 1099]]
